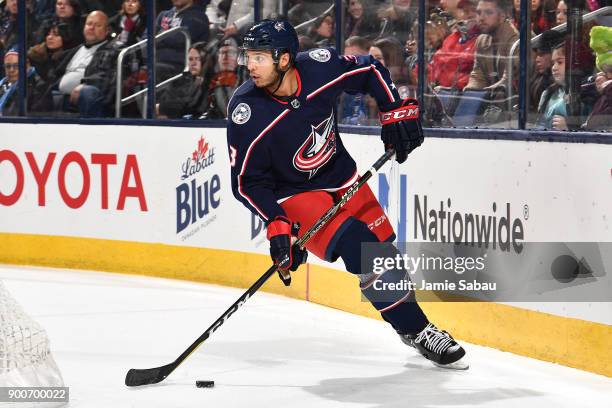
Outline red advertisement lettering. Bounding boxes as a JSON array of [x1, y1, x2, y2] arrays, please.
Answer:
[[0, 150, 24, 206]]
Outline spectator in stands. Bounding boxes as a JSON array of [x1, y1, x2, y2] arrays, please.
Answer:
[[529, 29, 562, 114], [370, 37, 409, 82], [44, 11, 117, 117], [0, 49, 51, 115], [585, 0, 601, 12], [0, 0, 19, 60], [427, 10, 452, 57], [582, 25, 612, 131], [0, 48, 20, 115], [464, 0, 519, 92], [298, 35, 316, 51], [201, 37, 238, 119], [80, 0, 123, 17], [440, 0, 465, 23], [156, 0, 209, 82], [556, 0, 567, 25], [109, 0, 146, 49], [1, 0, 38, 69], [404, 14, 450, 84], [27, 21, 72, 78], [34, 0, 56, 21], [536, 43, 568, 129], [377, 0, 418, 44], [345, 0, 380, 39], [531, 0, 556, 34], [308, 13, 335, 47], [340, 35, 373, 125], [221, 0, 277, 39], [157, 41, 213, 119], [430, 0, 480, 91], [35, 0, 83, 47], [344, 35, 371, 56], [205, 0, 226, 36], [512, 0, 556, 34], [404, 29, 417, 72]]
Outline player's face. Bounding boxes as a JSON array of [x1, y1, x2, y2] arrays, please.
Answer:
[[244, 51, 278, 88]]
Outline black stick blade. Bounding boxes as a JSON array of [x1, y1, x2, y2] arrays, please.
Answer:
[[125, 363, 175, 386]]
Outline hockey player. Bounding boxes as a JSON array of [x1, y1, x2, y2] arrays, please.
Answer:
[[227, 19, 468, 369]]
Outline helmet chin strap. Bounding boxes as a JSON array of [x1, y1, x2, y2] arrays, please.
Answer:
[[270, 63, 289, 96]]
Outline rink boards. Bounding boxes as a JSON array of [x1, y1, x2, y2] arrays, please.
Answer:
[[0, 122, 611, 377]]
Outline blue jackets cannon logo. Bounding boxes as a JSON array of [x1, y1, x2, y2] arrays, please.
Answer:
[[176, 136, 221, 235]]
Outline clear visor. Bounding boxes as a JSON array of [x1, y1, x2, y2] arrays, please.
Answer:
[[237, 49, 275, 67]]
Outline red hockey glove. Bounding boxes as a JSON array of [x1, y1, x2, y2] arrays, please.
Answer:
[[379, 98, 424, 164], [267, 216, 308, 286]]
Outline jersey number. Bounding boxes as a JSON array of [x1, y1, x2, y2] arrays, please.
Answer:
[[229, 145, 237, 167]]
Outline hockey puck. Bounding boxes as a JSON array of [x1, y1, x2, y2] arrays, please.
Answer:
[[196, 380, 215, 388]]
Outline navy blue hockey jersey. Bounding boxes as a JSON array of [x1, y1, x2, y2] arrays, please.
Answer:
[[226, 47, 400, 223]]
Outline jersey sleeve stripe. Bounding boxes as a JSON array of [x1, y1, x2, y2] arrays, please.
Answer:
[[371, 64, 396, 102], [238, 108, 291, 221], [306, 64, 396, 103], [306, 66, 372, 100]]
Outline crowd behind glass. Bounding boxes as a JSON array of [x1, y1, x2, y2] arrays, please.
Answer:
[[0, 0, 610, 131]]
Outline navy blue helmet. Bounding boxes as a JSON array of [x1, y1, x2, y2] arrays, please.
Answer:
[[239, 19, 299, 65]]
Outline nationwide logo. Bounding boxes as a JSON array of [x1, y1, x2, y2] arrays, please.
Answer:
[[292, 111, 337, 178], [176, 135, 221, 235], [413, 195, 526, 254], [377, 174, 527, 254]]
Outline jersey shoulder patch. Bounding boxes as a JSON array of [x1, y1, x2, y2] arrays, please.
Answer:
[[296, 47, 338, 65], [227, 81, 258, 125], [231, 102, 251, 125], [308, 48, 331, 62]]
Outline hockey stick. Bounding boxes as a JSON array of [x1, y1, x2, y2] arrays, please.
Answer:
[[125, 149, 396, 387]]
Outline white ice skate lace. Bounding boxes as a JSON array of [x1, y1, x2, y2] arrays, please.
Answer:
[[415, 323, 454, 355]]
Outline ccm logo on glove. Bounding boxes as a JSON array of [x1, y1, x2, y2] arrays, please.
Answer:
[[379, 104, 419, 124]]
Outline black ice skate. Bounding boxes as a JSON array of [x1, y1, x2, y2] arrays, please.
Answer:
[[399, 323, 469, 370]]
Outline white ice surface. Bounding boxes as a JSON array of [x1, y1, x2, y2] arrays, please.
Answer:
[[1, 265, 610, 408]]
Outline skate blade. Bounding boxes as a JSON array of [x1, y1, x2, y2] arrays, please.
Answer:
[[433, 358, 469, 370]]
